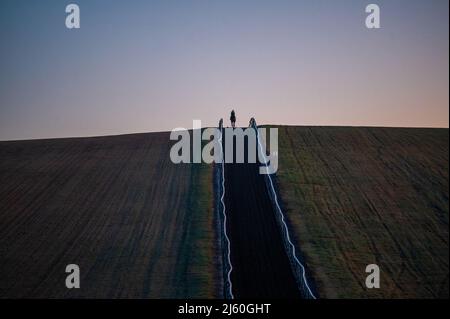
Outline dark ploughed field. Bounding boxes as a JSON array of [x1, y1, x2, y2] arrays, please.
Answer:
[[276, 126, 449, 298], [0, 132, 219, 298]]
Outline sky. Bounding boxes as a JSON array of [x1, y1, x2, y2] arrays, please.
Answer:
[[0, 0, 448, 140]]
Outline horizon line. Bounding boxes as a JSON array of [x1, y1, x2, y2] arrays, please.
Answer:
[[1, 123, 448, 143]]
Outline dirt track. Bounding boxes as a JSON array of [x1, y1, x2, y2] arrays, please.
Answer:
[[223, 130, 301, 298]]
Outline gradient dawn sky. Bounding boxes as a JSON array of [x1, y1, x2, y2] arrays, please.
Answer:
[[0, 0, 448, 140]]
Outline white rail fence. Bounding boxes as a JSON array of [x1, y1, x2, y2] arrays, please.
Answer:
[[216, 118, 234, 299], [250, 118, 317, 299]]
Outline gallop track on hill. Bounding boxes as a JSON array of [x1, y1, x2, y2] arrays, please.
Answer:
[[221, 127, 302, 298]]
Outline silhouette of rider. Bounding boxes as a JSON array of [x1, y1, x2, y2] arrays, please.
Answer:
[[230, 110, 236, 128]]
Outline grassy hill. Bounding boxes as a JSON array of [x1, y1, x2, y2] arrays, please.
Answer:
[[0, 132, 219, 298], [1, 126, 448, 299], [276, 126, 449, 298]]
